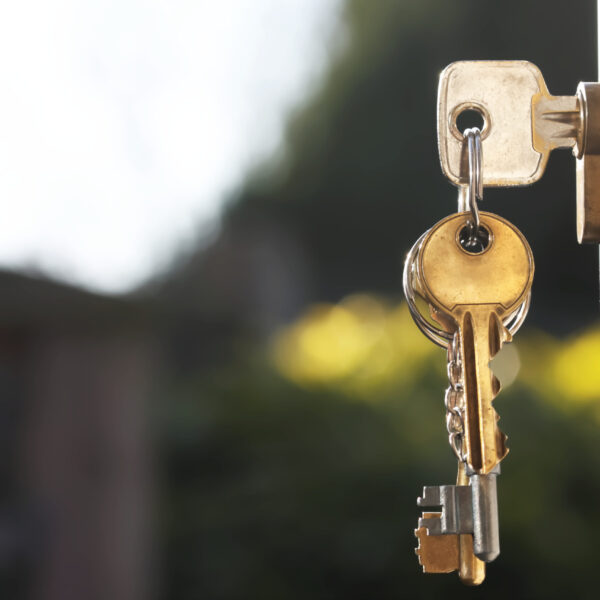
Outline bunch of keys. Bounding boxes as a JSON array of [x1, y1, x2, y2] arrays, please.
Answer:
[[403, 128, 534, 585]]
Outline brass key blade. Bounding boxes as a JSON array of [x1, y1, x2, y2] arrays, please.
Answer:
[[418, 212, 534, 474], [456, 308, 508, 473]]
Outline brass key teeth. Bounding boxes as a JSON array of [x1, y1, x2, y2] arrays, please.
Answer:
[[407, 210, 533, 585], [415, 516, 460, 574], [485, 313, 510, 471], [414, 515, 486, 585], [417, 212, 533, 474], [455, 308, 509, 474], [488, 316, 512, 467]]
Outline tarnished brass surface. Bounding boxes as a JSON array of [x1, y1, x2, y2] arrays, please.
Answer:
[[415, 513, 460, 574], [453, 309, 509, 473], [458, 534, 485, 585], [414, 463, 485, 585], [417, 212, 534, 473], [417, 213, 533, 314]]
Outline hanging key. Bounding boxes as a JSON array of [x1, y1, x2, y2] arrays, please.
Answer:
[[438, 60, 600, 242], [414, 318, 502, 580], [438, 60, 581, 187], [416, 210, 534, 473], [404, 127, 534, 584]]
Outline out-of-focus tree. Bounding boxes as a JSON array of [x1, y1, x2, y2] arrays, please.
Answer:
[[160, 0, 598, 340], [155, 1, 600, 599]]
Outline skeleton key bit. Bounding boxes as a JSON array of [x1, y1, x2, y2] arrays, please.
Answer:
[[414, 462, 487, 584], [417, 212, 534, 474], [417, 467, 500, 563]]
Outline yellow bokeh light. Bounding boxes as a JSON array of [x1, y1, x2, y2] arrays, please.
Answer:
[[271, 292, 600, 409], [271, 294, 437, 396], [505, 327, 600, 407], [551, 327, 600, 402]]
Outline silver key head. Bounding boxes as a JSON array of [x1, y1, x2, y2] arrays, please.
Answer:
[[438, 60, 577, 187]]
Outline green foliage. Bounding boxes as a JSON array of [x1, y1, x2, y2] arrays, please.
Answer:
[[222, 0, 598, 333], [158, 1, 600, 598], [159, 354, 600, 599]]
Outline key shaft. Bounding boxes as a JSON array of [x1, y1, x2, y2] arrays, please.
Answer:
[[471, 471, 500, 562], [455, 308, 508, 473]]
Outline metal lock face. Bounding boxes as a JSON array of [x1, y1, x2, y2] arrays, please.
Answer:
[[576, 82, 600, 242], [438, 61, 580, 187]]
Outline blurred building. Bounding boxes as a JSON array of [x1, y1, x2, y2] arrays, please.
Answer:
[[0, 272, 154, 600]]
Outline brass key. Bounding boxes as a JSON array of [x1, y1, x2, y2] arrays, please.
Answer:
[[416, 211, 534, 474]]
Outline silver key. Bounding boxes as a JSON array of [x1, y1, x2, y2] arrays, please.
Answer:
[[438, 60, 580, 187]]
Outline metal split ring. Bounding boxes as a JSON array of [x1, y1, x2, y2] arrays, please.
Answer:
[[464, 127, 483, 246], [402, 124, 530, 348]]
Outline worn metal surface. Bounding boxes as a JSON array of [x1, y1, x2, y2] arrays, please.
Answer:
[[417, 212, 534, 473], [438, 60, 580, 186], [415, 514, 460, 574], [438, 60, 600, 244]]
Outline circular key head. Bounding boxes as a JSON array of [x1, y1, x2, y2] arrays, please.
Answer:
[[417, 212, 534, 314]]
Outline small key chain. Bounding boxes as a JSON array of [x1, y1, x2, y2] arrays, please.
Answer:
[[403, 127, 534, 585]]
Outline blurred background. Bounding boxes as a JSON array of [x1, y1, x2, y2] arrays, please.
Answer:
[[1, 0, 599, 598]]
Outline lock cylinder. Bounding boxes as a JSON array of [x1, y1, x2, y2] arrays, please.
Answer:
[[576, 82, 600, 243]]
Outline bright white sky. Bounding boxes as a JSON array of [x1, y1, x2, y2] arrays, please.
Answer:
[[0, 0, 343, 293]]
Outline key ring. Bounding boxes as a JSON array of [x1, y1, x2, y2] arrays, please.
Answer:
[[464, 127, 483, 246]]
